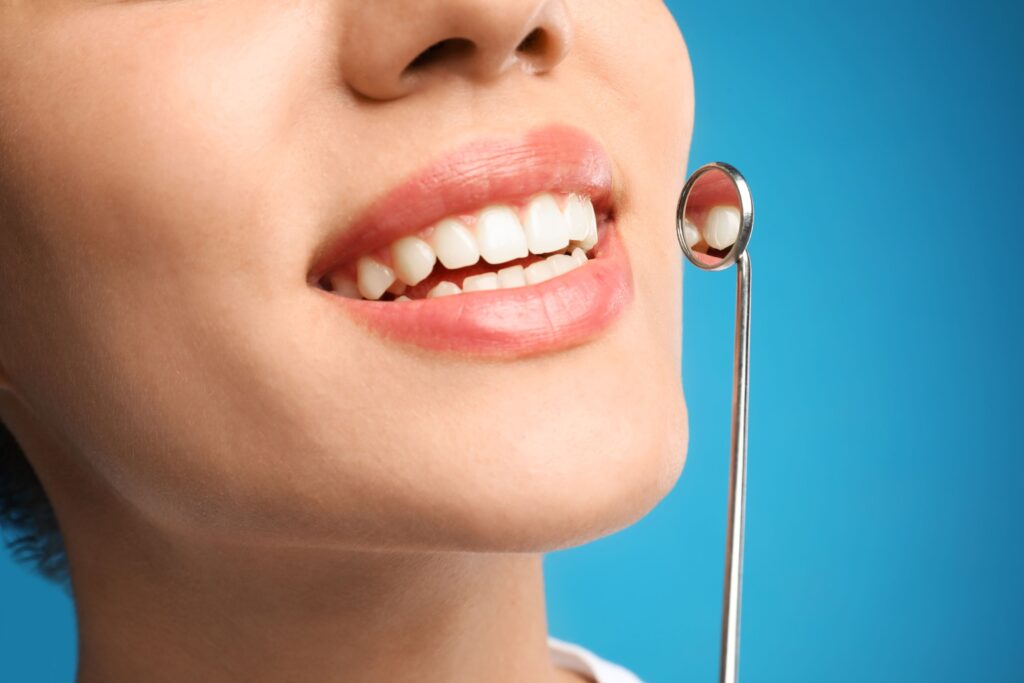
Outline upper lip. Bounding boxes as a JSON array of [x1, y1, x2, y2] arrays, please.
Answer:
[[307, 123, 615, 283]]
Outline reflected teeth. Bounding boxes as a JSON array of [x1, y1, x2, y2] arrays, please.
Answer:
[[682, 218, 701, 249], [334, 192, 601, 302], [703, 206, 741, 250]]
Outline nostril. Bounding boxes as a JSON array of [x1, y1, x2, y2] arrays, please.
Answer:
[[516, 28, 548, 57], [405, 38, 475, 72]]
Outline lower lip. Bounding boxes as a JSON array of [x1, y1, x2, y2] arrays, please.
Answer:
[[314, 221, 634, 357]]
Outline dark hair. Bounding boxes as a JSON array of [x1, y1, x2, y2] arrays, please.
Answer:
[[0, 422, 69, 585]]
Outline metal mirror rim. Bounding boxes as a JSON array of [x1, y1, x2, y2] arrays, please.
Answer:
[[675, 161, 754, 272]]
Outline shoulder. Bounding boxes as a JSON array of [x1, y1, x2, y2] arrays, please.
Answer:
[[547, 635, 646, 683]]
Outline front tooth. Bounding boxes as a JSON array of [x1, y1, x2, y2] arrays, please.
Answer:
[[462, 272, 499, 292], [682, 218, 701, 248], [546, 253, 579, 276], [523, 193, 570, 255], [564, 194, 596, 241], [570, 247, 588, 266], [523, 260, 555, 285], [497, 264, 527, 289], [356, 256, 396, 300], [426, 280, 461, 298], [390, 236, 437, 286], [475, 205, 529, 265], [703, 206, 741, 250], [395, 295, 411, 301], [429, 218, 480, 270]]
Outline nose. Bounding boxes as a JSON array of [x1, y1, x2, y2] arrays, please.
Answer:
[[340, 0, 573, 101]]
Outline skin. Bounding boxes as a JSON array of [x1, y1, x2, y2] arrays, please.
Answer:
[[0, 1, 694, 681]]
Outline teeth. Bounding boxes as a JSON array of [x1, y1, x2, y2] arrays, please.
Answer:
[[328, 192, 602, 302], [497, 264, 527, 289], [565, 194, 598, 251], [682, 218, 701, 248], [703, 206, 741, 250], [426, 280, 461, 298], [329, 275, 362, 299], [564, 194, 596, 242], [462, 272, 500, 292], [356, 256, 396, 300], [390, 236, 437, 286], [546, 252, 579, 276], [429, 218, 480, 270], [523, 259, 555, 285], [475, 205, 529, 265], [523, 193, 570, 255]]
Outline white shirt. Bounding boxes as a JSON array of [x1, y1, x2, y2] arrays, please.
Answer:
[[548, 636, 645, 683]]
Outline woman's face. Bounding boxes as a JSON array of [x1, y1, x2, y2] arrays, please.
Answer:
[[0, 1, 692, 553]]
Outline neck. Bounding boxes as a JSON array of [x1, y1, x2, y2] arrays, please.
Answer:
[[24, 453, 582, 683], [72, 536, 569, 683]]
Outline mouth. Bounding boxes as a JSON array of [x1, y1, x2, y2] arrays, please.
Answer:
[[308, 124, 634, 356]]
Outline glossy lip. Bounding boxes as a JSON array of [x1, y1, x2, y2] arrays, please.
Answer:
[[308, 123, 635, 357], [308, 123, 614, 280]]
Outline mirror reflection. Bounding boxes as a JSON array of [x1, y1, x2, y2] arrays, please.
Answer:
[[680, 167, 743, 268]]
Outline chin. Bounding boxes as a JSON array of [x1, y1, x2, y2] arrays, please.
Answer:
[[409, 386, 690, 555]]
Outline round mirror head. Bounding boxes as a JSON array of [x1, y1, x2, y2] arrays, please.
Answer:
[[676, 162, 753, 271]]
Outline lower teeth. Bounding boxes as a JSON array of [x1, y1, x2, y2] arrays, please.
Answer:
[[332, 245, 593, 302]]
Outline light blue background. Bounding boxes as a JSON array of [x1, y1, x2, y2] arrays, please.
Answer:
[[2, 2, 1022, 681]]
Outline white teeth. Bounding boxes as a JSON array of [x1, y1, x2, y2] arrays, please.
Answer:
[[546, 252, 579, 276], [426, 280, 461, 298], [523, 259, 555, 285], [429, 218, 480, 270], [703, 206, 741, 250], [356, 256, 396, 300], [330, 276, 362, 299], [395, 295, 411, 301], [475, 205, 529, 265], [575, 209, 599, 250], [564, 194, 596, 242], [497, 264, 527, 289], [390, 236, 437, 286], [330, 192, 601, 302], [523, 193, 570, 255], [462, 272, 500, 292], [682, 218, 701, 248]]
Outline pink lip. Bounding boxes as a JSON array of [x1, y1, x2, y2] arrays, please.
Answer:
[[309, 123, 635, 357]]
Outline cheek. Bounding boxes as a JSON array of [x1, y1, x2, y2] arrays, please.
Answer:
[[0, 7, 334, 519]]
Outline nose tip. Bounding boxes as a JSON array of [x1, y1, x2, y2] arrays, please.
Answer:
[[342, 0, 573, 101]]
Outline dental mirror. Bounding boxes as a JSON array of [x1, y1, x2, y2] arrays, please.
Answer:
[[676, 162, 753, 683]]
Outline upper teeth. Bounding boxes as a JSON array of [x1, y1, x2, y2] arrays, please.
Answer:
[[700, 206, 741, 251], [329, 192, 600, 300]]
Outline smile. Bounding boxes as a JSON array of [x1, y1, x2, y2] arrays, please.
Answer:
[[308, 124, 634, 356]]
